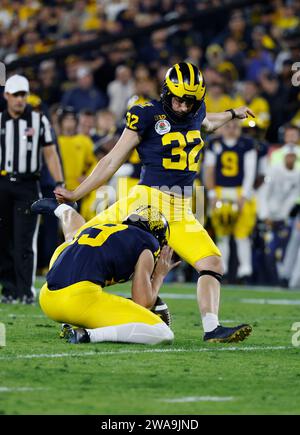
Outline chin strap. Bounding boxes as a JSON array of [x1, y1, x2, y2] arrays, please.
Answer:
[[199, 270, 223, 283]]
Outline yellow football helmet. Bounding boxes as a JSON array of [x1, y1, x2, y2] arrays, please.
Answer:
[[26, 93, 42, 109], [123, 205, 170, 247], [161, 62, 206, 121], [211, 200, 239, 236]]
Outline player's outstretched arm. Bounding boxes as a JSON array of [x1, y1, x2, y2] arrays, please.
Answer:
[[202, 106, 255, 133], [54, 128, 140, 202]]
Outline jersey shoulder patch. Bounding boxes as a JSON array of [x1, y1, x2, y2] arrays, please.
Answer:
[[136, 102, 154, 108]]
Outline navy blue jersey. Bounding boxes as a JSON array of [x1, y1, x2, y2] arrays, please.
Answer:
[[206, 135, 255, 187], [125, 100, 206, 192], [47, 224, 160, 290]]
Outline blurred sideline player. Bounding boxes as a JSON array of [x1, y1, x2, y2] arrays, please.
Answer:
[[31, 199, 175, 345], [56, 106, 97, 220], [238, 81, 270, 132], [54, 62, 254, 343], [204, 119, 257, 280]]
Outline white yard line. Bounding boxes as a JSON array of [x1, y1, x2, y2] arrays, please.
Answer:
[[2, 293, 300, 309], [0, 345, 293, 361], [161, 294, 300, 305], [224, 285, 300, 293], [160, 293, 195, 299], [241, 298, 300, 306], [0, 387, 47, 393], [115, 292, 300, 305], [160, 283, 300, 293], [1, 314, 296, 324], [5, 314, 46, 318], [221, 317, 297, 322], [162, 396, 234, 403], [159, 294, 300, 306]]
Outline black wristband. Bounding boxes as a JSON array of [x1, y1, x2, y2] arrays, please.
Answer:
[[226, 109, 236, 120], [55, 181, 65, 188]]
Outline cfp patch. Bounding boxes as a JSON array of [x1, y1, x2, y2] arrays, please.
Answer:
[[213, 141, 223, 154], [155, 119, 171, 135]]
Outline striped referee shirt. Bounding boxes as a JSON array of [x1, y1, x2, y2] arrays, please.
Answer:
[[0, 105, 53, 174]]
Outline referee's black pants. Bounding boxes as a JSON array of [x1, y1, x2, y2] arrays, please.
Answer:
[[0, 177, 41, 299]]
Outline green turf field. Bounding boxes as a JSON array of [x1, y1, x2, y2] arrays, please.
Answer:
[[0, 281, 300, 415]]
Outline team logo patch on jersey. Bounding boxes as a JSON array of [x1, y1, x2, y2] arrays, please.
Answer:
[[155, 119, 171, 135]]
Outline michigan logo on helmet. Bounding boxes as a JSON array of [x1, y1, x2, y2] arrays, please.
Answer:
[[211, 200, 239, 236], [123, 205, 170, 247], [161, 62, 206, 122]]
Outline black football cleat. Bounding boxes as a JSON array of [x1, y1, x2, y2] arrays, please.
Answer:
[[31, 198, 78, 215], [21, 294, 36, 305], [203, 324, 252, 343], [1, 295, 19, 304], [64, 327, 90, 344], [151, 296, 172, 327], [60, 323, 72, 339]]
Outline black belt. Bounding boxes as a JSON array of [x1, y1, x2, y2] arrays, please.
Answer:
[[0, 171, 40, 182]]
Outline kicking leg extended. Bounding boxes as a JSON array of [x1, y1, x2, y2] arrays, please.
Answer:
[[31, 198, 85, 241], [54, 204, 85, 241]]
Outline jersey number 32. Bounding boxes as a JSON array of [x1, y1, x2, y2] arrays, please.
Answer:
[[162, 131, 204, 172]]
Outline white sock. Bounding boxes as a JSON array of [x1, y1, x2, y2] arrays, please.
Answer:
[[217, 236, 230, 275], [54, 203, 73, 219], [236, 238, 252, 277], [202, 313, 220, 333], [88, 325, 118, 343], [87, 322, 174, 345]]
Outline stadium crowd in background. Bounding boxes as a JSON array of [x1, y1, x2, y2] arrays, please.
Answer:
[[0, 0, 300, 296]]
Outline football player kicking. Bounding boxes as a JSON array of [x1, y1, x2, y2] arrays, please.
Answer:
[[31, 200, 176, 345], [54, 62, 254, 343]]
